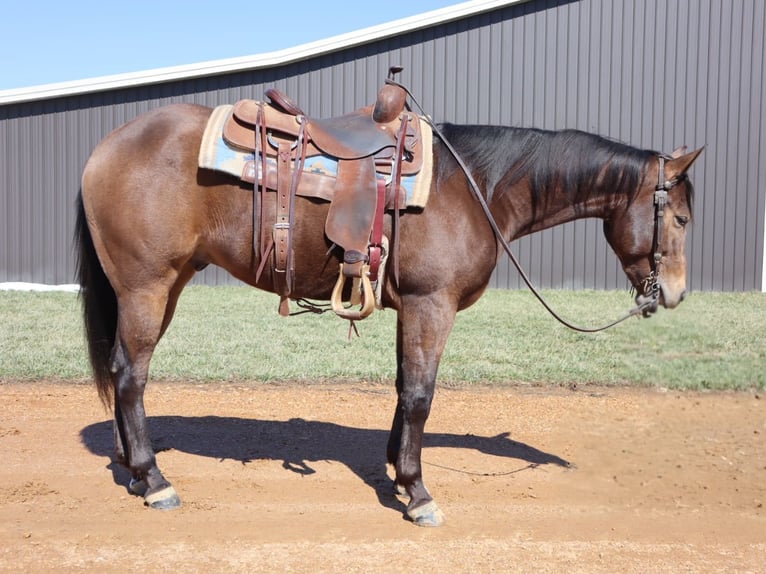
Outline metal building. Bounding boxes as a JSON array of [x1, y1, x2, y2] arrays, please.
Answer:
[[1, 0, 764, 291]]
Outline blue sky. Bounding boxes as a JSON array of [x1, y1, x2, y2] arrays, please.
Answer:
[[0, 0, 459, 90]]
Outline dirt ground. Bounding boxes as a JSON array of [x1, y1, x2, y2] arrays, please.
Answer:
[[0, 380, 763, 573]]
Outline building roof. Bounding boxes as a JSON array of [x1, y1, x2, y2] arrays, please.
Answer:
[[0, 0, 518, 105]]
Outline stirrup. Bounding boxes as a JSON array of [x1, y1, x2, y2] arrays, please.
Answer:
[[331, 263, 375, 321]]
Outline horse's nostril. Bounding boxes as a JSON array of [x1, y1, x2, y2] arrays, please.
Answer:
[[679, 290, 687, 302]]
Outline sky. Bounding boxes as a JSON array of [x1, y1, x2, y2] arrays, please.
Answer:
[[0, 0, 460, 90]]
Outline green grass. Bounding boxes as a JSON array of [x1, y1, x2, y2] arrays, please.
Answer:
[[1, 286, 763, 390]]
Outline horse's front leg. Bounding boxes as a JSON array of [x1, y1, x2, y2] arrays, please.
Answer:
[[388, 294, 456, 526], [109, 293, 181, 509]]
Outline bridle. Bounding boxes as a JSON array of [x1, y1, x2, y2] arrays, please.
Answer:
[[388, 79, 685, 333], [640, 155, 687, 310]]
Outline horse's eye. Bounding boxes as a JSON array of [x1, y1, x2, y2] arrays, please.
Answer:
[[674, 215, 689, 228]]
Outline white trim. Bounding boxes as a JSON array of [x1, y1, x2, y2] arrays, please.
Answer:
[[0, 282, 79, 292], [0, 0, 518, 105], [763, 198, 766, 292]]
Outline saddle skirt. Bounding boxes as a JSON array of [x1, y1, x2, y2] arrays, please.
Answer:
[[198, 103, 433, 208]]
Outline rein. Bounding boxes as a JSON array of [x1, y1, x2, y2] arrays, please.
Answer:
[[389, 79, 677, 333]]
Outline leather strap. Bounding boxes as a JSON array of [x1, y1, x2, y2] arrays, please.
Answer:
[[273, 140, 292, 297], [273, 120, 308, 312], [653, 156, 669, 278], [259, 103, 270, 261], [390, 114, 409, 286], [253, 105, 262, 257], [254, 101, 273, 287], [368, 177, 387, 282]]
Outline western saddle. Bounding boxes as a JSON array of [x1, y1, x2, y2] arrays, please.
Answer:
[[222, 67, 424, 320]]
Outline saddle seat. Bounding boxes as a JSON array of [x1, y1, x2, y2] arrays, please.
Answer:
[[262, 82, 411, 160], [223, 88, 423, 175]]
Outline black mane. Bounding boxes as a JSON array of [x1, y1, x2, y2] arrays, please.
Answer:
[[435, 123, 658, 209]]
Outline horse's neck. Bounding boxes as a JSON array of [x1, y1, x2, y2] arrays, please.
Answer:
[[494, 181, 622, 241], [442, 124, 643, 241]]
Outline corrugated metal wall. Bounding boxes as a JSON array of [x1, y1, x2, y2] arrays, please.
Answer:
[[1, 0, 764, 291]]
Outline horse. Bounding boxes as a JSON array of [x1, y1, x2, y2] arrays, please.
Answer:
[[75, 98, 702, 527]]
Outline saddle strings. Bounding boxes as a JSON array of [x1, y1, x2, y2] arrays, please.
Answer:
[[385, 79, 657, 333]]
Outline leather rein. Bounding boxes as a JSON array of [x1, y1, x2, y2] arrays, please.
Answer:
[[389, 79, 684, 333]]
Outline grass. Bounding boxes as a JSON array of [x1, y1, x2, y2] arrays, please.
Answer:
[[0, 286, 763, 390]]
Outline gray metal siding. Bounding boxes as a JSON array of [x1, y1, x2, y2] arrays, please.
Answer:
[[1, 0, 764, 291]]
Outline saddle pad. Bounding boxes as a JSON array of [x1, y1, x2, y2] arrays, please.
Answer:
[[198, 105, 432, 209]]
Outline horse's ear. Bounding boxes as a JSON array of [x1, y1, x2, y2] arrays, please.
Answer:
[[670, 145, 688, 158], [666, 147, 704, 178]]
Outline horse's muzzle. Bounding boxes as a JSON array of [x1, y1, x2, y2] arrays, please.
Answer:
[[635, 282, 686, 316]]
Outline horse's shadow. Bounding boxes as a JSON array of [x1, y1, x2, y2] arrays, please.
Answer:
[[80, 416, 571, 514]]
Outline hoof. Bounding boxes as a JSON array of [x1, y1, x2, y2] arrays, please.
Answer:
[[407, 500, 445, 527], [144, 485, 182, 510]]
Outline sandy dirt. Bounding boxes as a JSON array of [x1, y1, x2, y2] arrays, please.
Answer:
[[0, 380, 763, 573]]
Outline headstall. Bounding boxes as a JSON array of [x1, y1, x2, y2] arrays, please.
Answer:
[[641, 155, 686, 306]]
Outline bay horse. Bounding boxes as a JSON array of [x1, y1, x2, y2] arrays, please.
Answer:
[[75, 98, 702, 526]]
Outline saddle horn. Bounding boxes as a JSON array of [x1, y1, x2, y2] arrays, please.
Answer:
[[374, 66, 407, 123]]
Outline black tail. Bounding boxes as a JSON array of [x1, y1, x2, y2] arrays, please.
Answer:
[[74, 191, 117, 407]]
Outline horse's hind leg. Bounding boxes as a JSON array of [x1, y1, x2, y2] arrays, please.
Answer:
[[110, 286, 183, 509]]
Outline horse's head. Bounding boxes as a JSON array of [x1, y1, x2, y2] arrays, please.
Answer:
[[604, 146, 703, 316]]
